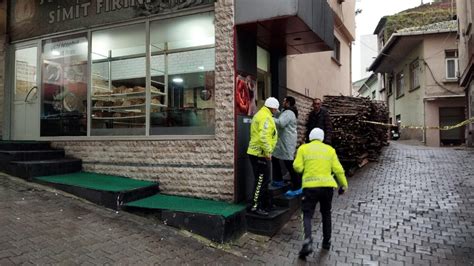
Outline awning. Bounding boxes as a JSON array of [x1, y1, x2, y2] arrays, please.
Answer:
[[235, 0, 334, 54]]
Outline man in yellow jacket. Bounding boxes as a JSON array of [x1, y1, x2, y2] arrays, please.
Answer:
[[247, 97, 279, 216], [293, 127, 348, 258]]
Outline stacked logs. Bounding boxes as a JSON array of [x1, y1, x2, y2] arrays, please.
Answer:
[[323, 96, 389, 176]]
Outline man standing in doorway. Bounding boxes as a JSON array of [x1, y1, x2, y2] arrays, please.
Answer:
[[306, 98, 333, 144], [294, 128, 348, 258], [247, 97, 279, 216]]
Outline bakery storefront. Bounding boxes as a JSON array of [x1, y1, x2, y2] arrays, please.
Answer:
[[5, 0, 334, 203], [6, 0, 237, 201]]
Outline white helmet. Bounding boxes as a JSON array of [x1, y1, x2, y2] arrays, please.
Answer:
[[264, 97, 279, 109], [309, 128, 324, 141]]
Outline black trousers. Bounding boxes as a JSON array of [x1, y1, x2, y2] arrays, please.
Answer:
[[302, 187, 334, 242], [248, 155, 272, 210], [272, 157, 301, 190]]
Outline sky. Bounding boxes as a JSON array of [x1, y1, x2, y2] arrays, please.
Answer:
[[352, 0, 434, 82]]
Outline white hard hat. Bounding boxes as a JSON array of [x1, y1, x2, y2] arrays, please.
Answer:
[[309, 128, 324, 141], [264, 97, 279, 109]]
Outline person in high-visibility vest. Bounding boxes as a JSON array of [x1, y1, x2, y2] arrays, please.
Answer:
[[293, 128, 348, 258], [247, 97, 279, 216]]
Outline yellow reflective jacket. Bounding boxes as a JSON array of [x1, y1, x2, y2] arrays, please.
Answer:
[[247, 106, 278, 158], [293, 140, 348, 189]]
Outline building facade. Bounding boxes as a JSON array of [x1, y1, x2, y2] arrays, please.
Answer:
[[1, 0, 353, 202], [456, 0, 474, 147], [370, 21, 465, 147], [286, 0, 355, 99]]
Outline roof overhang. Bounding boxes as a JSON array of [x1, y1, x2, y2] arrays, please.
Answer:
[[235, 0, 334, 54], [369, 29, 456, 73]]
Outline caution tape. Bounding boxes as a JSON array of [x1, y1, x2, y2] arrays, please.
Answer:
[[361, 117, 474, 131]]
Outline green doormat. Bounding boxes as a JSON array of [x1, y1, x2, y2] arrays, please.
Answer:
[[35, 172, 157, 192], [125, 194, 246, 218]]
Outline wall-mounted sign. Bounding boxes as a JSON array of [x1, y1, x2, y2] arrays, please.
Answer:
[[9, 0, 214, 41]]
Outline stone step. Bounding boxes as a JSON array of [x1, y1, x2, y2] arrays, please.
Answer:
[[0, 141, 51, 151], [0, 150, 65, 164], [246, 207, 291, 236], [273, 194, 302, 213], [268, 183, 291, 197], [8, 159, 82, 181]]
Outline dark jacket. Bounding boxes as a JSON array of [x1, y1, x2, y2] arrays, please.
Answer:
[[305, 107, 332, 144]]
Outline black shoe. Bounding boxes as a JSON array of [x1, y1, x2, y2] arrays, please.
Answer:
[[322, 241, 331, 250], [250, 207, 269, 216], [299, 238, 313, 259]]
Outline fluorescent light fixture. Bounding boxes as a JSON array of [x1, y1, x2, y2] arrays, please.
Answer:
[[51, 50, 61, 56], [198, 66, 205, 70], [172, 77, 183, 83]]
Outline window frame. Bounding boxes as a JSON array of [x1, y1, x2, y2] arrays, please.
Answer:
[[409, 59, 420, 91], [31, 9, 217, 140], [396, 71, 404, 98], [445, 50, 459, 80]]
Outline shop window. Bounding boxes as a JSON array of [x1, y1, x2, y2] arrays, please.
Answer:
[[149, 12, 215, 136], [409, 59, 420, 90], [91, 23, 146, 136], [445, 50, 459, 80], [396, 71, 404, 98], [41, 34, 88, 136]]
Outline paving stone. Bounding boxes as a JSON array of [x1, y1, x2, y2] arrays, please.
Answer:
[[1, 141, 473, 265]]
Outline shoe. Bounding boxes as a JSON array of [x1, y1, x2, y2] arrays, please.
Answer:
[[285, 190, 297, 198], [271, 181, 285, 188], [299, 238, 313, 259], [250, 207, 269, 216], [293, 188, 303, 196], [322, 240, 331, 250]]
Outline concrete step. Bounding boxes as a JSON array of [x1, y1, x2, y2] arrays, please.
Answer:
[[0, 150, 65, 164], [8, 158, 82, 181], [246, 207, 290, 236], [0, 141, 51, 151]]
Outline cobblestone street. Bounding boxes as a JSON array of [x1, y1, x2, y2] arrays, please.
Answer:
[[231, 141, 474, 265], [0, 141, 473, 265]]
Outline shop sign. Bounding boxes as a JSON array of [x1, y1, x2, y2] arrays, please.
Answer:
[[9, 0, 214, 41]]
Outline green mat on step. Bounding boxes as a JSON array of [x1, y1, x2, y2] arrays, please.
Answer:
[[125, 194, 246, 218], [35, 172, 157, 192]]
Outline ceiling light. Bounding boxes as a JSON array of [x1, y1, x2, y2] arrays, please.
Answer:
[[51, 50, 61, 56], [172, 77, 183, 83], [198, 66, 204, 70]]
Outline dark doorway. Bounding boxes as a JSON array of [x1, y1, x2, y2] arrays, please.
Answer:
[[439, 107, 465, 146]]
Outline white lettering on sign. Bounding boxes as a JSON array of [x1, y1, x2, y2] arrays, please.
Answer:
[[42, 0, 153, 24]]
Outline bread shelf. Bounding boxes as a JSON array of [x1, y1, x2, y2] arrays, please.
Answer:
[[92, 115, 146, 120], [92, 103, 145, 110]]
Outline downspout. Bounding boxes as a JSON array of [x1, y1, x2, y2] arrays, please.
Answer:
[[422, 99, 426, 143]]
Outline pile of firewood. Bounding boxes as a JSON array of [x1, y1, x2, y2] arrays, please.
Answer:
[[323, 96, 389, 176]]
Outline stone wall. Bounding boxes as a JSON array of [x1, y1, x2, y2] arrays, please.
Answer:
[[52, 0, 235, 201]]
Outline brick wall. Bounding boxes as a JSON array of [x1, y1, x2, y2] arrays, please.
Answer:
[[53, 1, 235, 201]]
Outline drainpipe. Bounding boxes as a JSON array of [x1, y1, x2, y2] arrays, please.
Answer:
[[422, 99, 426, 143]]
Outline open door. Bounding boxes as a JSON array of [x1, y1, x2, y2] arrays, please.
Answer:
[[12, 46, 40, 140]]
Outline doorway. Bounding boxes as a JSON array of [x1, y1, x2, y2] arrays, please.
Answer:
[[12, 46, 40, 140], [439, 107, 465, 146]]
